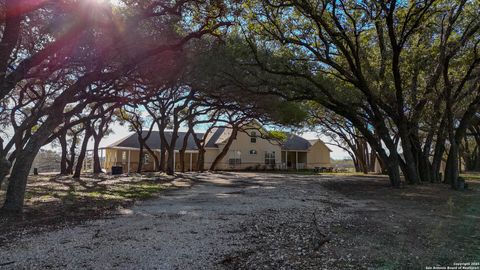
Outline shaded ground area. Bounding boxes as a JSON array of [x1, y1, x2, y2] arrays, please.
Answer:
[[0, 172, 479, 269], [0, 173, 189, 245]]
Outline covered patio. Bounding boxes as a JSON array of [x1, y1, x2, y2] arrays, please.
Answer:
[[281, 150, 308, 170], [99, 147, 199, 173]]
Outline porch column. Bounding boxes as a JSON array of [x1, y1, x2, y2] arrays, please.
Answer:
[[189, 152, 193, 172], [127, 150, 131, 173], [104, 149, 107, 170], [101, 149, 104, 171], [296, 151, 298, 171], [173, 151, 176, 173], [154, 153, 157, 171]]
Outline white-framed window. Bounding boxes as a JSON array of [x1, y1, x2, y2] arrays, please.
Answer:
[[250, 150, 257, 155], [229, 158, 242, 165], [122, 151, 127, 162], [250, 131, 257, 143], [265, 151, 275, 165], [229, 150, 242, 166], [144, 153, 150, 164]]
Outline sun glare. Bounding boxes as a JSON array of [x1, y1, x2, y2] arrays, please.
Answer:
[[86, 0, 122, 6]]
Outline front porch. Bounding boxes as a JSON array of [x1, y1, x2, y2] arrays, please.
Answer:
[[86, 148, 200, 173], [281, 150, 308, 170]]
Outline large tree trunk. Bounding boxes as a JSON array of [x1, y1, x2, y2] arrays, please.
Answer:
[[144, 144, 159, 171], [92, 136, 102, 173], [0, 154, 10, 189], [2, 151, 39, 213], [1, 118, 57, 213], [417, 152, 432, 182], [179, 149, 186, 172], [431, 120, 447, 182], [367, 132, 401, 186], [66, 133, 78, 174], [398, 127, 420, 184], [73, 127, 92, 178], [59, 132, 69, 175], [137, 143, 144, 173], [474, 145, 480, 171], [356, 140, 368, 174], [352, 154, 360, 173], [210, 127, 238, 171], [444, 141, 460, 189], [166, 131, 179, 175], [0, 0, 22, 101], [197, 148, 206, 172], [158, 127, 167, 172], [179, 130, 191, 172], [159, 146, 166, 172], [387, 155, 402, 188], [344, 112, 398, 185], [411, 134, 432, 183]]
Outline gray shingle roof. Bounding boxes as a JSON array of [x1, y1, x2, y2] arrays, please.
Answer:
[[204, 127, 226, 148], [282, 134, 312, 151], [109, 131, 202, 150], [108, 129, 319, 151]]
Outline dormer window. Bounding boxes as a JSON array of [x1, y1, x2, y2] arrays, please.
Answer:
[[250, 131, 257, 143]]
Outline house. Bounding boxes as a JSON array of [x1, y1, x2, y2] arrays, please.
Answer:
[[100, 123, 332, 173]]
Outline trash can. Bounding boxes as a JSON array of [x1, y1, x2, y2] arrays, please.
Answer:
[[111, 166, 123, 175]]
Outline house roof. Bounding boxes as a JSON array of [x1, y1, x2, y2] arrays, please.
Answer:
[[204, 127, 226, 148], [108, 131, 202, 150], [308, 139, 332, 152], [107, 129, 327, 152], [282, 134, 312, 151]]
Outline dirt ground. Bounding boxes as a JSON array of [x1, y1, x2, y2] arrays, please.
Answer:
[[0, 172, 479, 269], [0, 172, 191, 245]]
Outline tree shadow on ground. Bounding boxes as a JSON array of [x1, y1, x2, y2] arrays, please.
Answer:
[[0, 173, 177, 245]]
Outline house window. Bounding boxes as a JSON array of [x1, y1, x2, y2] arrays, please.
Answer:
[[250, 150, 257, 155], [229, 158, 242, 165], [250, 131, 257, 143], [122, 151, 127, 162], [144, 153, 150, 164], [229, 150, 241, 166], [265, 151, 275, 165]]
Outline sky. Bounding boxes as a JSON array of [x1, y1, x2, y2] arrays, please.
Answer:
[[93, 123, 350, 160]]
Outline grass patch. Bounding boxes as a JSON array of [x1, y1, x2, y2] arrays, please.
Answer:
[[69, 182, 167, 201], [460, 173, 480, 181], [447, 191, 480, 261], [245, 169, 366, 176]]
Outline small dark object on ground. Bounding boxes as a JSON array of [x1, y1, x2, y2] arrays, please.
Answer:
[[111, 166, 123, 175], [314, 167, 334, 173]]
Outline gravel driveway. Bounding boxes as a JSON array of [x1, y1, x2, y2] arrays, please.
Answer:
[[0, 172, 351, 270]]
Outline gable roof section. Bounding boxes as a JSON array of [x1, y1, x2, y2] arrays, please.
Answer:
[[282, 134, 312, 151], [108, 131, 202, 150], [307, 139, 333, 152], [308, 139, 319, 145], [204, 127, 226, 148]]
